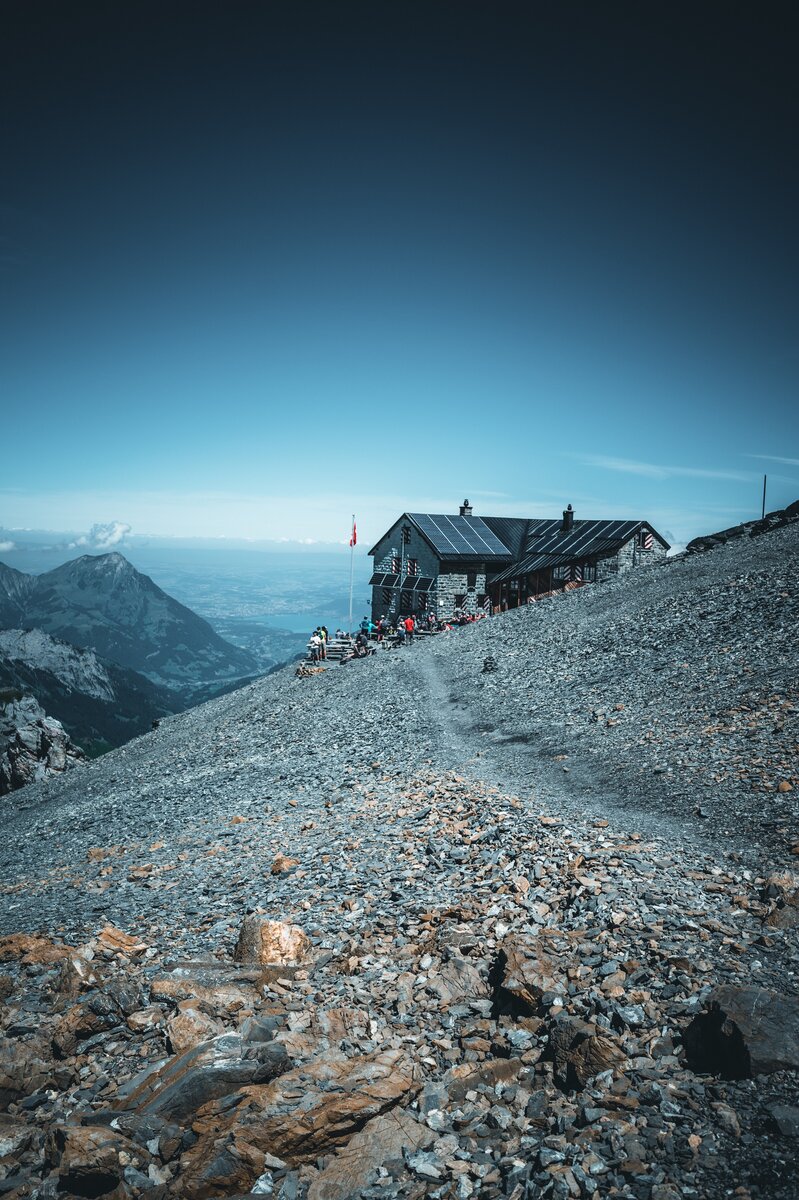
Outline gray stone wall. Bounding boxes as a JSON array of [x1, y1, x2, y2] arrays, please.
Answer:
[[370, 519, 442, 621], [595, 535, 667, 581], [435, 570, 487, 618]]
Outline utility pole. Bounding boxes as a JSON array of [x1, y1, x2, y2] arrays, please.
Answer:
[[762, 474, 767, 520]]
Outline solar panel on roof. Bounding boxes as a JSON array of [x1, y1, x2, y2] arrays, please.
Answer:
[[409, 513, 510, 557]]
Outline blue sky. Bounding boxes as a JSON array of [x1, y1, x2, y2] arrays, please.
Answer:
[[1, 2, 797, 552]]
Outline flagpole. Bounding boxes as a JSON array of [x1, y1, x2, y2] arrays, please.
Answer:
[[348, 514, 355, 635]]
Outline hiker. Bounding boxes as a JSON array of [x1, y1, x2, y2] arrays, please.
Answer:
[[309, 632, 322, 662], [396, 622, 406, 647], [404, 614, 415, 643], [316, 627, 327, 660]]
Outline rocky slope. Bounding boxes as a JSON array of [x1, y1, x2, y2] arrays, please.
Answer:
[[0, 520, 797, 1199], [0, 695, 85, 795], [0, 554, 257, 695], [0, 630, 176, 756]]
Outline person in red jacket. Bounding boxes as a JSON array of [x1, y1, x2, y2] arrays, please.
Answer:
[[404, 615, 415, 643]]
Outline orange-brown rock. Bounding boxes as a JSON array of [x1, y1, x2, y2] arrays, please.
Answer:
[[150, 963, 262, 1014], [308, 1107, 434, 1200], [0, 1037, 52, 1109], [96, 924, 148, 958], [45, 1124, 141, 1196], [167, 1003, 224, 1054], [549, 1014, 625, 1088], [0, 933, 72, 965], [180, 1048, 416, 1198], [233, 917, 311, 966], [494, 935, 567, 1010]]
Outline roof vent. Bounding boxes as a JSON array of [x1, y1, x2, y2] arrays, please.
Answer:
[[459, 499, 473, 517], [562, 504, 574, 532]]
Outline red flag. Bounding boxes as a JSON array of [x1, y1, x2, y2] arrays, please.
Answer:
[[349, 518, 357, 547]]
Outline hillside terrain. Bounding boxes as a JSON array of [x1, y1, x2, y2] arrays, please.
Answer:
[[0, 521, 797, 1199], [0, 630, 176, 756], [0, 555, 257, 695]]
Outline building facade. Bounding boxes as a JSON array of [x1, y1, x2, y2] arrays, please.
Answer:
[[368, 501, 669, 621]]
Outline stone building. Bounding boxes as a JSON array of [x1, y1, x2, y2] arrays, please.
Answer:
[[368, 501, 669, 621]]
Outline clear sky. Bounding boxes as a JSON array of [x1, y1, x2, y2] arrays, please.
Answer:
[[2, 1, 798, 551]]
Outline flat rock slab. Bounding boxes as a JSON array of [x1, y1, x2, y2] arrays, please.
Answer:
[[180, 1048, 416, 1198], [117, 1033, 289, 1121], [308, 1107, 435, 1200]]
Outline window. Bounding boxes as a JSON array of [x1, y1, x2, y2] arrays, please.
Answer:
[[418, 592, 428, 609], [408, 558, 419, 576], [454, 593, 466, 609], [637, 529, 653, 550], [391, 555, 401, 574], [400, 589, 412, 611], [382, 588, 393, 607], [467, 572, 477, 589]]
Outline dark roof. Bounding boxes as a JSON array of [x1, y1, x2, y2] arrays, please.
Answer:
[[480, 517, 536, 560], [490, 519, 668, 582], [405, 513, 513, 561]]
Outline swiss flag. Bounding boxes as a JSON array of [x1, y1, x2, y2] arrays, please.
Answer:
[[349, 518, 357, 547]]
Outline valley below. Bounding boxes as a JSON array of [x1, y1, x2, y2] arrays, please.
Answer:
[[0, 521, 797, 1200]]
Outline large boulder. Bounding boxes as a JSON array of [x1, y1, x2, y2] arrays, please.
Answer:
[[117, 1032, 289, 1122], [45, 1124, 142, 1197], [0, 1037, 52, 1110], [232, 917, 312, 967], [179, 1047, 416, 1198], [683, 985, 799, 1078], [308, 1107, 434, 1200], [0, 696, 85, 795]]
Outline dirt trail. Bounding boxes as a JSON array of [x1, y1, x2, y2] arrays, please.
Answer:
[[401, 641, 715, 853]]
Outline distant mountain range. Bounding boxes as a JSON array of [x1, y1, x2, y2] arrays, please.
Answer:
[[0, 553, 264, 769], [0, 553, 258, 693]]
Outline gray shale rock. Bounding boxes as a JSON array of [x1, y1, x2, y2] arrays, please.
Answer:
[[116, 1032, 289, 1121], [684, 985, 799, 1078], [0, 695, 85, 795]]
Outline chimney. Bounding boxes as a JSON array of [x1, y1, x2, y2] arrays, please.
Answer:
[[459, 498, 473, 516], [562, 503, 574, 532]]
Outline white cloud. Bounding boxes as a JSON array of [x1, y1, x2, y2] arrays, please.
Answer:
[[0, 539, 15, 552], [748, 454, 799, 467], [69, 521, 132, 550], [576, 455, 753, 483]]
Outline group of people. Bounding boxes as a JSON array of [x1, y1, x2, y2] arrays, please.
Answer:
[[306, 608, 490, 665], [308, 625, 330, 662]]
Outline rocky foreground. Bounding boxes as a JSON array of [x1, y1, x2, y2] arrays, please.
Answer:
[[1, 520, 798, 1199]]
